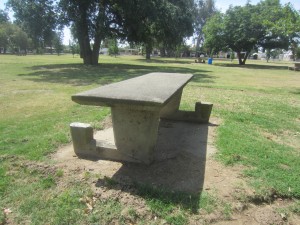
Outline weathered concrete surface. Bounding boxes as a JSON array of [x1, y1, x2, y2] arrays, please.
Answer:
[[111, 106, 160, 164], [161, 102, 213, 123], [70, 119, 217, 164], [71, 73, 195, 164], [70, 73, 214, 164], [70, 123, 142, 163], [70, 122, 95, 157], [71, 72, 193, 108], [159, 90, 182, 118]]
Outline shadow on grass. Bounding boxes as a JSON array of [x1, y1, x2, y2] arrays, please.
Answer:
[[18, 62, 215, 86], [95, 121, 219, 213], [214, 63, 288, 70], [136, 58, 192, 64], [291, 88, 300, 95]]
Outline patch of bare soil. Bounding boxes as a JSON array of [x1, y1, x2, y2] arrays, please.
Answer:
[[262, 130, 300, 151], [50, 117, 299, 224]]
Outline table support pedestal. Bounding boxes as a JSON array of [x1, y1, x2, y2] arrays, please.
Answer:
[[111, 106, 160, 164]]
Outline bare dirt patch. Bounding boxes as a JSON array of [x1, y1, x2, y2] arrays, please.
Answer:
[[261, 129, 300, 153], [51, 117, 299, 224]]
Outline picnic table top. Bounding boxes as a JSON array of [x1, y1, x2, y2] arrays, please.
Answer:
[[72, 72, 193, 107]]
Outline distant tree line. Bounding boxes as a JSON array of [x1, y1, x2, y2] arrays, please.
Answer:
[[3, 0, 195, 64], [203, 0, 300, 64], [0, 10, 63, 55], [1, 0, 300, 65], [0, 9, 30, 54]]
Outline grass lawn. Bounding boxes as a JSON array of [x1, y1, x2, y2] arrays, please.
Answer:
[[0, 54, 299, 224]]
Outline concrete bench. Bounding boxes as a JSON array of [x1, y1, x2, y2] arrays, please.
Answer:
[[70, 72, 213, 164], [288, 62, 300, 71]]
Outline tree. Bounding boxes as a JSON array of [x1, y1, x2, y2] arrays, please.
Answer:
[[203, 0, 300, 64], [0, 22, 30, 54], [257, 0, 290, 62], [119, 0, 194, 60], [108, 39, 119, 57], [0, 9, 10, 53], [69, 40, 79, 57], [52, 31, 63, 55], [10, 24, 31, 54], [8, 0, 194, 64], [0, 9, 9, 23], [194, 0, 218, 53], [203, 4, 265, 65], [296, 46, 300, 59], [202, 12, 226, 55], [275, 3, 300, 61], [59, 0, 194, 63], [7, 0, 57, 50], [157, 1, 194, 56], [0, 23, 11, 53], [255, 0, 300, 61], [154, 0, 194, 58], [223, 5, 265, 65], [59, 0, 125, 65]]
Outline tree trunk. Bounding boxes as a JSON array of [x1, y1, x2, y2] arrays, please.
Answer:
[[237, 51, 243, 65], [76, 5, 100, 65], [160, 47, 166, 57], [195, 36, 201, 52], [91, 35, 101, 66], [145, 43, 152, 60], [237, 51, 249, 65], [79, 34, 100, 65], [243, 52, 250, 64], [266, 49, 270, 63]]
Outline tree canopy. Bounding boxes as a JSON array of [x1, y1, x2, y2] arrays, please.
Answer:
[[0, 22, 30, 54], [0, 9, 9, 23], [58, 0, 194, 63], [7, 0, 57, 51], [119, 0, 194, 59], [204, 4, 265, 65], [5, 0, 300, 64], [194, 0, 218, 53], [58, 0, 122, 65], [203, 0, 300, 64]]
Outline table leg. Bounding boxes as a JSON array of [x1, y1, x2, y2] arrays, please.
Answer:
[[111, 106, 160, 164], [159, 89, 182, 118]]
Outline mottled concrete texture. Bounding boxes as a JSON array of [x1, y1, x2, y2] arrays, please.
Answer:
[[161, 102, 213, 123], [111, 106, 160, 164], [70, 72, 213, 164], [71, 72, 193, 107], [70, 122, 95, 157]]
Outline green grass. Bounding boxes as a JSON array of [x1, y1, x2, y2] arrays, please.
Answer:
[[290, 201, 300, 215], [98, 177, 220, 224], [0, 54, 300, 224], [0, 167, 10, 196]]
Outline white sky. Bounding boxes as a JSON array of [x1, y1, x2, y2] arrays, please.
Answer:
[[1, 0, 299, 44]]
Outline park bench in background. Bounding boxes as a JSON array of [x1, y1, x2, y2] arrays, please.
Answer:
[[70, 72, 213, 164]]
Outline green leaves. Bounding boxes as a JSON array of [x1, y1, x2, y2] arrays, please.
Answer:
[[203, 0, 300, 65], [0, 22, 30, 53], [0, 9, 9, 23], [119, 0, 194, 59], [7, 0, 57, 49]]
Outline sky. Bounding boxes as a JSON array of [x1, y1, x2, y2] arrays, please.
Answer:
[[1, 0, 300, 44]]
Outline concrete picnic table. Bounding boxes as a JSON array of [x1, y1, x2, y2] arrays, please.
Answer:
[[70, 72, 213, 164], [288, 62, 300, 71]]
